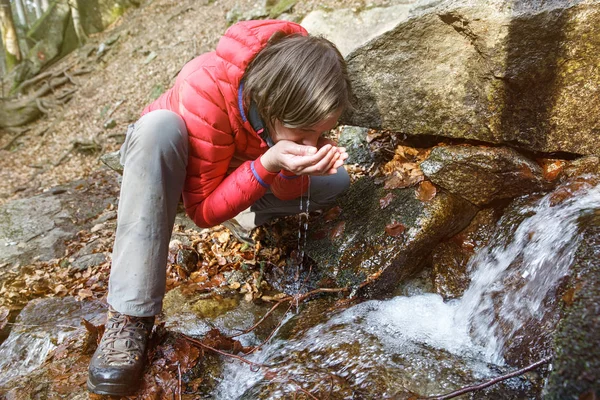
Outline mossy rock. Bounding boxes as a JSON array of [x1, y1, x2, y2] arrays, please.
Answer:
[[545, 212, 600, 399], [269, 177, 478, 297]]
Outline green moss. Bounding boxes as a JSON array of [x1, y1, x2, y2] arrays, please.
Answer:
[[268, 0, 296, 18]]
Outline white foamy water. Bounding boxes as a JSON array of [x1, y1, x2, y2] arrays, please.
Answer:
[[214, 180, 600, 399], [458, 179, 600, 364]]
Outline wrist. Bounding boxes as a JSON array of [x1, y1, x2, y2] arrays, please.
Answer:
[[261, 150, 280, 173]]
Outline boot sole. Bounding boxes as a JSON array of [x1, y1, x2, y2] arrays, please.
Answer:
[[87, 376, 137, 396]]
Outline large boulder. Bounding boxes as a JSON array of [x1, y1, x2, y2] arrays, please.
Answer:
[[420, 145, 548, 205], [267, 177, 478, 297], [343, 0, 600, 155], [300, 4, 416, 57]]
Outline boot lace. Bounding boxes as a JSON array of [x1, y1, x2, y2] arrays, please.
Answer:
[[98, 312, 151, 365]]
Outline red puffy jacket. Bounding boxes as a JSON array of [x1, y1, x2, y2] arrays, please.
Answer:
[[142, 20, 309, 228]]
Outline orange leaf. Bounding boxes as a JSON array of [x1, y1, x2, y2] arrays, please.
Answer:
[[538, 158, 565, 181], [329, 221, 346, 240], [323, 206, 342, 222], [385, 222, 405, 237], [416, 181, 437, 202], [78, 288, 93, 299]]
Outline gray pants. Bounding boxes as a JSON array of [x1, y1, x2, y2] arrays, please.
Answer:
[[107, 110, 350, 317]]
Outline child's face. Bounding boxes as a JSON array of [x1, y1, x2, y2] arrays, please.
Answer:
[[270, 109, 342, 147]]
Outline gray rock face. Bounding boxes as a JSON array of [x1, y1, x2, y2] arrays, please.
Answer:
[[301, 4, 415, 57], [343, 0, 600, 155], [337, 126, 374, 167], [70, 253, 107, 271], [0, 172, 118, 270], [420, 145, 547, 205]]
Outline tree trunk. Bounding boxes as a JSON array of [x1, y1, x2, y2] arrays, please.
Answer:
[[0, 0, 21, 71], [33, 0, 43, 19], [41, 0, 50, 12], [13, 0, 28, 27], [69, 0, 86, 45]]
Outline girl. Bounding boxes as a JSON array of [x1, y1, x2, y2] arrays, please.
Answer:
[[87, 19, 352, 396]]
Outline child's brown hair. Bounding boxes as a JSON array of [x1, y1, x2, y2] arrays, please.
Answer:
[[243, 32, 352, 130]]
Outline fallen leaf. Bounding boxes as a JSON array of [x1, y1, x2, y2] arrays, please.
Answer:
[[329, 221, 346, 240], [385, 222, 406, 237], [379, 193, 394, 209], [562, 282, 583, 306], [0, 307, 9, 331], [384, 173, 423, 190], [78, 288, 94, 299], [538, 158, 565, 181], [217, 231, 230, 244], [416, 181, 437, 202], [323, 206, 342, 222]]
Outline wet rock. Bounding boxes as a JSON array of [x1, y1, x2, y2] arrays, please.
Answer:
[[162, 287, 285, 341], [70, 253, 107, 271], [420, 145, 547, 206], [271, 177, 478, 297], [300, 3, 416, 57], [343, 0, 600, 155], [337, 126, 374, 167], [176, 247, 199, 274], [561, 155, 600, 182], [432, 208, 501, 299], [0, 297, 105, 387], [223, 296, 541, 399], [545, 212, 600, 399]]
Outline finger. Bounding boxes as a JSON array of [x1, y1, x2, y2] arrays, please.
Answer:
[[287, 144, 332, 171], [325, 151, 340, 172], [300, 148, 336, 175]]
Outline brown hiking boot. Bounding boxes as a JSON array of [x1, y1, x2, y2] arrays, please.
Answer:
[[87, 308, 154, 396]]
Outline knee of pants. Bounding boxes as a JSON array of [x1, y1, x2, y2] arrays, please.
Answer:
[[130, 110, 188, 156], [311, 166, 351, 206]]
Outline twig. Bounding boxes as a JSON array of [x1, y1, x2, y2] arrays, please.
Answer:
[[177, 362, 182, 400], [183, 335, 271, 369], [289, 380, 320, 400], [423, 356, 553, 400], [232, 287, 349, 339], [54, 144, 75, 166], [2, 128, 30, 150], [245, 301, 294, 355], [230, 298, 287, 337]]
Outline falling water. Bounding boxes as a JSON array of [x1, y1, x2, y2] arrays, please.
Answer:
[[214, 179, 600, 398], [457, 179, 600, 364], [296, 175, 311, 269]]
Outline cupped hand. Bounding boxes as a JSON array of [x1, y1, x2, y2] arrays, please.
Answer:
[[261, 140, 348, 176]]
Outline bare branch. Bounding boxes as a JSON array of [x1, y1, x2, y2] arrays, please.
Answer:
[[423, 356, 553, 400]]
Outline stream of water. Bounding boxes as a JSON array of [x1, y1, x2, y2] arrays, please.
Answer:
[[214, 180, 600, 398]]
